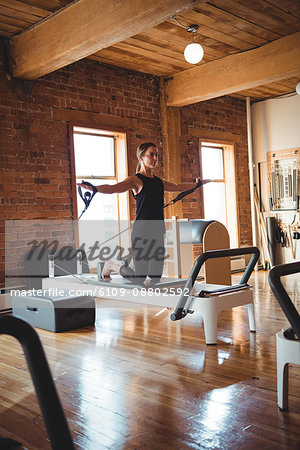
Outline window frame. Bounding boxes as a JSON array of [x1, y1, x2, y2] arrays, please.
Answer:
[[69, 123, 129, 219]]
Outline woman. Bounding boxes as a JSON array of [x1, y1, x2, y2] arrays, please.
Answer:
[[78, 142, 210, 284]]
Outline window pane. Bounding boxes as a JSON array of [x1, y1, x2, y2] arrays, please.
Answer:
[[203, 182, 227, 225], [74, 134, 115, 177], [201, 147, 224, 180]]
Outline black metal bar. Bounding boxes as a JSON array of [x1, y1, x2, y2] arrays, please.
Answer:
[[0, 316, 74, 450], [198, 283, 249, 297], [268, 262, 300, 340], [240, 248, 261, 285], [170, 246, 260, 321]]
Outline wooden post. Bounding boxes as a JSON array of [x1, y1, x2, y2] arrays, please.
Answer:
[[160, 77, 182, 219]]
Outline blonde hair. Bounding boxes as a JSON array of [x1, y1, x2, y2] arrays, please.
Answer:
[[136, 142, 157, 172]]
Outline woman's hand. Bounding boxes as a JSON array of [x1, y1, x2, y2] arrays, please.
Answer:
[[194, 177, 211, 186], [77, 181, 95, 191]]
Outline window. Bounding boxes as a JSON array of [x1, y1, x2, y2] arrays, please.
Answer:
[[70, 126, 130, 266], [199, 141, 239, 247], [73, 127, 118, 221], [200, 144, 226, 225]]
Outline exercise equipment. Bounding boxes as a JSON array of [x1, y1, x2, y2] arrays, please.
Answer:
[[170, 246, 259, 323], [12, 292, 95, 332], [24, 246, 90, 289], [268, 262, 300, 410], [0, 315, 74, 449], [166, 218, 231, 283], [77, 181, 98, 220], [42, 246, 259, 344], [266, 216, 277, 266]]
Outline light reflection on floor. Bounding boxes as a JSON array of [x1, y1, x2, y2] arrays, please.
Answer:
[[66, 273, 300, 447], [76, 307, 209, 446], [217, 349, 231, 365], [202, 388, 231, 431], [78, 343, 129, 447]]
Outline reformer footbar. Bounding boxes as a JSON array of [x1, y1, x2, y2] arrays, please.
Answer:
[[170, 246, 260, 321]]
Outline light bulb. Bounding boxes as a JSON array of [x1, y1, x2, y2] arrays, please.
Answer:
[[184, 42, 204, 64], [296, 82, 300, 96]]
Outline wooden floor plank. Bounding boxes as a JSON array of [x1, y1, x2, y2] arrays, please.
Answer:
[[0, 270, 299, 449]]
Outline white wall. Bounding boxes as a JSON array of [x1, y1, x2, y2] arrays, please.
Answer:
[[251, 93, 300, 264], [252, 94, 300, 158]]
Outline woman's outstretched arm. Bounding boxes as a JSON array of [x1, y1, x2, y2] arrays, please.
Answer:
[[77, 175, 141, 195], [163, 177, 211, 193]]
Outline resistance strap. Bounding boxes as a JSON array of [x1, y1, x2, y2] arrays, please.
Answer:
[[163, 179, 202, 209], [78, 179, 202, 220], [77, 181, 98, 220]]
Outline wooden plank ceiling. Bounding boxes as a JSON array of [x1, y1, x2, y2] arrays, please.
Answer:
[[1, 0, 300, 102]]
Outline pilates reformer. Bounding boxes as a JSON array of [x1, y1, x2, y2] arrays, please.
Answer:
[[41, 246, 260, 344]]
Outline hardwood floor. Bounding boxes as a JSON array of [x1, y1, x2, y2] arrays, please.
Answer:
[[0, 270, 299, 449]]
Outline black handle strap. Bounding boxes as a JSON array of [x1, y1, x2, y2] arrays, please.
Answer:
[[164, 179, 202, 209], [77, 181, 98, 220]]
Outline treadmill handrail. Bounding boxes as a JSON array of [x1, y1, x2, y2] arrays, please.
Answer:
[[0, 316, 74, 450], [268, 262, 300, 340], [171, 246, 260, 321]]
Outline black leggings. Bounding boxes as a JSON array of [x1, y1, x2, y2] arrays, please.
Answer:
[[120, 229, 165, 284]]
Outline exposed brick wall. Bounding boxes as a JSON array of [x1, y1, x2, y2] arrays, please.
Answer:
[[0, 37, 252, 287], [180, 97, 252, 247], [0, 39, 161, 286]]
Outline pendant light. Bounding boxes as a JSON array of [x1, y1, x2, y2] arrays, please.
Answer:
[[172, 17, 204, 65]]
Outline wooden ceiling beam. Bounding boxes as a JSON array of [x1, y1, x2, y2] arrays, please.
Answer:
[[8, 0, 199, 79], [165, 31, 300, 106]]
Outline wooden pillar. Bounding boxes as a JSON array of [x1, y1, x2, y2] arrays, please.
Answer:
[[160, 77, 182, 219]]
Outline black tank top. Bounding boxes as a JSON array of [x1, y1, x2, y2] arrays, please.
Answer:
[[133, 173, 165, 233]]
